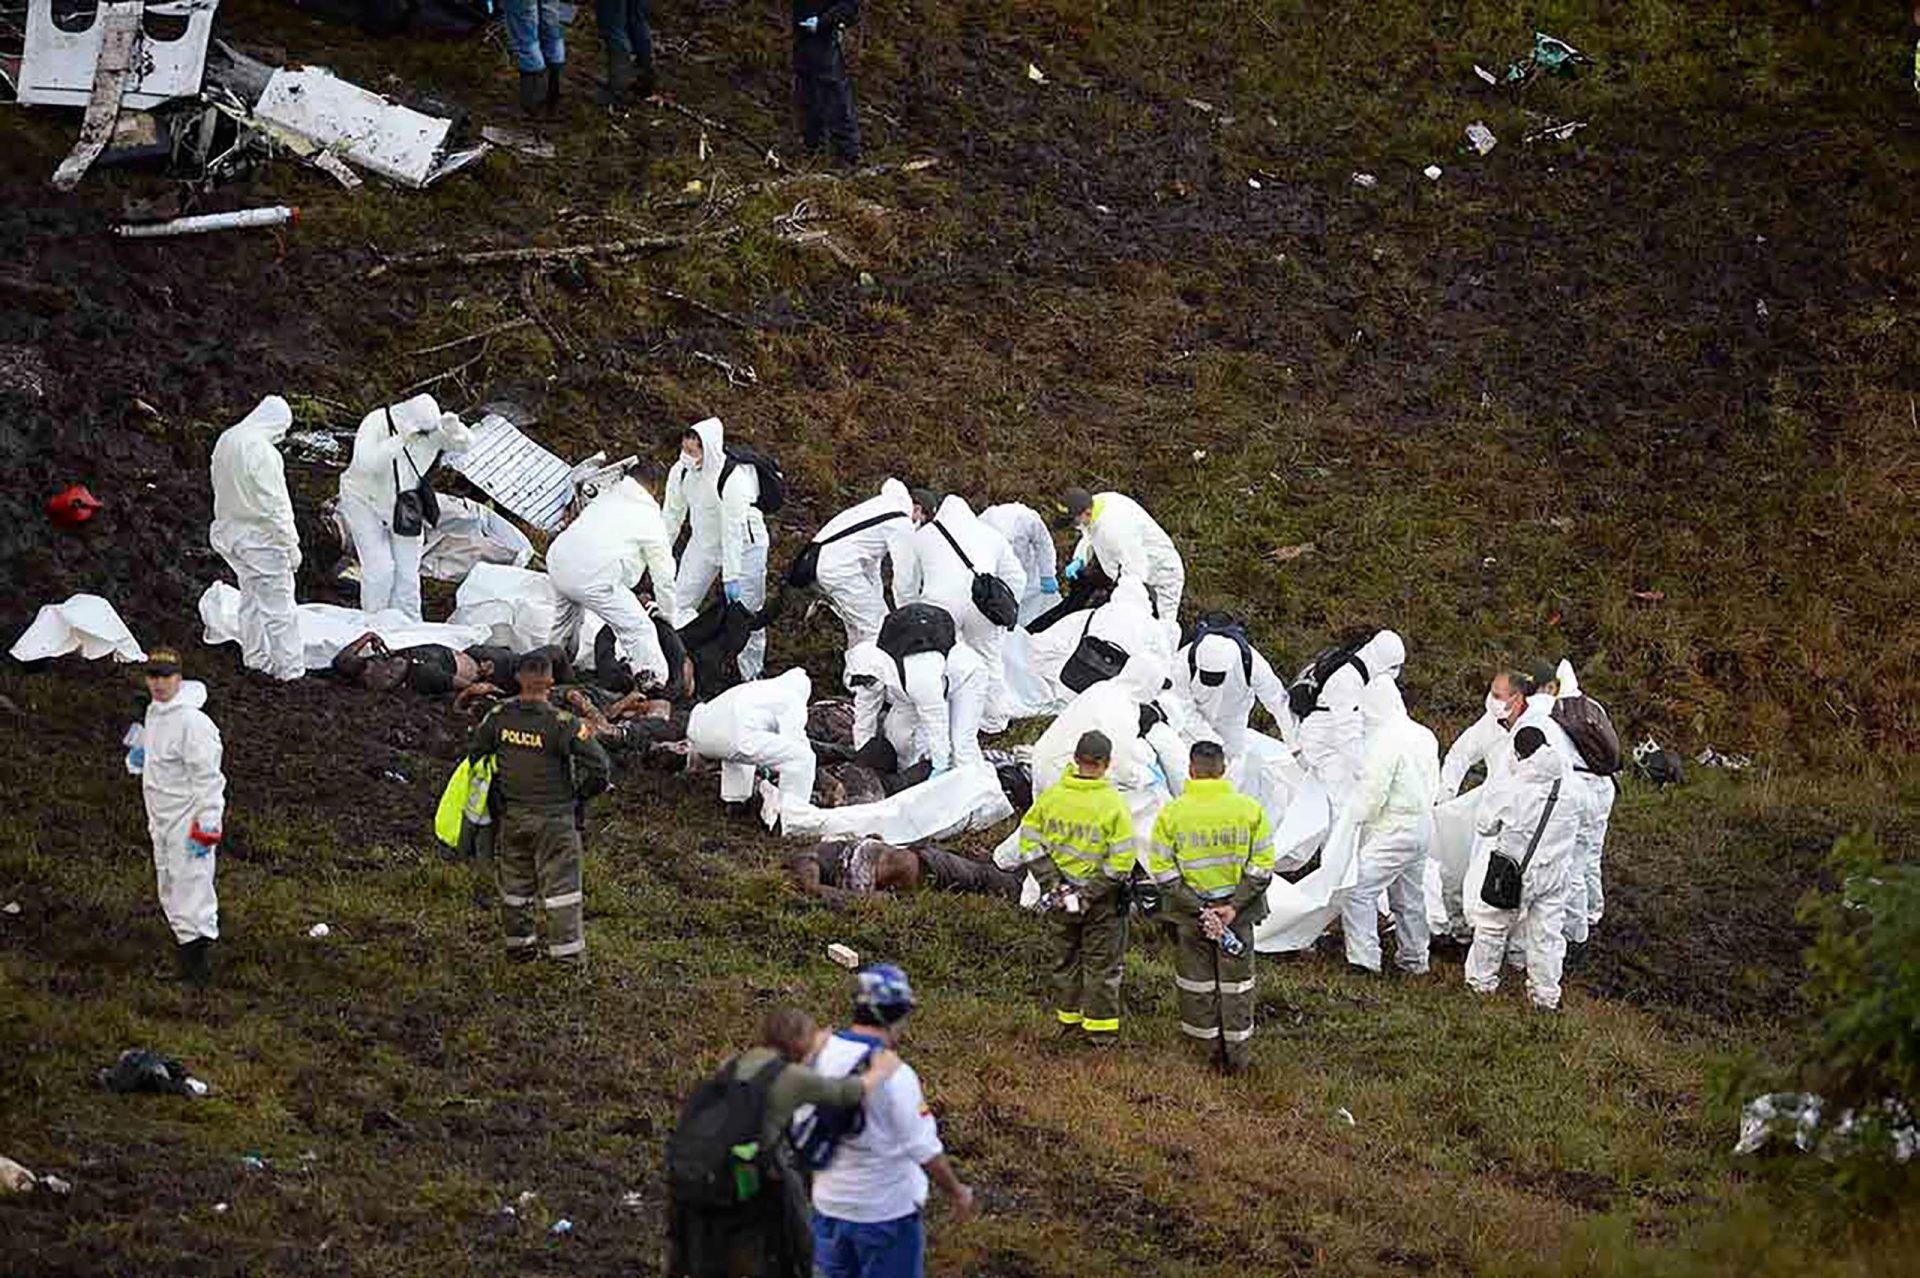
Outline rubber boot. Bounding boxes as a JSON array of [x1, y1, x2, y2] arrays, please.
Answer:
[[177, 938, 211, 988], [635, 55, 655, 100], [603, 48, 634, 104], [519, 70, 546, 118], [545, 64, 564, 117]]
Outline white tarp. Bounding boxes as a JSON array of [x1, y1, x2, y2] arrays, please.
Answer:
[[1429, 789, 1482, 938], [447, 563, 559, 652], [251, 64, 488, 189], [10, 594, 145, 663], [443, 413, 577, 532], [197, 582, 488, 670], [781, 762, 1013, 843], [328, 494, 533, 586], [1253, 798, 1361, 953]]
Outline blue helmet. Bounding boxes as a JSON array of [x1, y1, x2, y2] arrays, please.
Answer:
[[853, 963, 917, 1024]]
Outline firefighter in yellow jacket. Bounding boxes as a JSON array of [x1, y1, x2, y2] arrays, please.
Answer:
[[1146, 740, 1275, 1072], [1015, 730, 1136, 1043]]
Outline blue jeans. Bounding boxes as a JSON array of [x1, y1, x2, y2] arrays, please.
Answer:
[[504, 0, 566, 72], [595, 0, 651, 62], [811, 1211, 924, 1278]]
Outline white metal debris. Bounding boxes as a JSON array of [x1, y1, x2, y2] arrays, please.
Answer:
[[250, 65, 488, 189], [18, 0, 220, 111], [443, 413, 578, 532]]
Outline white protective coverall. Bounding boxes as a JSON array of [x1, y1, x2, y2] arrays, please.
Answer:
[[812, 479, 917, 653], [1462, 746, 1580, 1009], [685, 668, 815, 812], [1554, 663, 1617, 945], [980, 501, 1062, 716], [209, 395, 303, 680], [1070, 492, 1185, 642], [1173, 630, 1290, 764], [546, 475, 677, 685], [662, 418, 770, 679], [897, 495, 1027, 732], [338, 394, 474, 620], [1025, 579, 1173, 711], [1432, 700, 1517, 940], [1295, 629, 1406, 809], [141, 681, 226, 944], [1338, 680, 1441, 973], [845, 639, 988, 774]]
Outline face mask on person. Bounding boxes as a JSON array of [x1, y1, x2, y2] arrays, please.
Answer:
[[680, 449, 701, 470], [1486, 692, 1507, 719]]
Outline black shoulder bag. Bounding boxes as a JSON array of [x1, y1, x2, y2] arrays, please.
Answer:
[[387, 407, 442, 538], [788, 510, 907, 589], [1480, 778, 1561, 911], [931, 520, 1019, 629]]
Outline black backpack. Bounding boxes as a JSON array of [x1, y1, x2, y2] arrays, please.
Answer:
[[1185, 612, 1254, 686], [719, 445, 788, 514], [1286, 637, 1370, 722], [790, 1044, 878, 1172], [877, 602, 957, 686], [929, 520, 1020, 629], [1481, 780, 1561, 910], [1551, 695, 1623, 776], [666, 1055, 787, 1208]]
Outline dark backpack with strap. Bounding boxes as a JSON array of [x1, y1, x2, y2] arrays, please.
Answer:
[[1481, 779, 1562, 910], [929, 520, 1020, 629], [1060, 609, 1130, 694], [877, 602, 957, 686], [719, 444, 788, 514], [1185, 612, 1254, 686], [1287, 637, 1371, 722], [788, 509, 907, 589], [1551, 695, 1623, 776], [666, 1055, 787, 1208], [790, 1042, 878, 1172]]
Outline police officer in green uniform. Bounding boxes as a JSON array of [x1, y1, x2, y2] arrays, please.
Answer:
[[468, 650, 611, 964]]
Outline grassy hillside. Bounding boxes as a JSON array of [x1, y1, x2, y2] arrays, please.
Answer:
[[2, 0, 1917, 1274]]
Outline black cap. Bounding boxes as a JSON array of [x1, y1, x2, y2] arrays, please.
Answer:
[[145, 647, 182, 676], [1058, 486, 1094, 529]]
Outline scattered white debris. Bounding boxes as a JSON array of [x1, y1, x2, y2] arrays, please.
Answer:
[[1523, 120, 1587, 144], [0, 1156, 35, 1193], [551, 1218, 574, 1235], [10, 595, 145, 664], [40, 1174, 73, 1195], [213, 1201, 230, 1214], [1466, 122, 1497, 155], [1335, 1107, 1357, 1126], [2, 902, 19, 916], [1473, 64, 1498, 85], [1423, 164, 1443, 181], [481, 125, 557, 161], [1755, 298, 1770, 320], [1026, 62, 1047, 84], [1696, 747, 1753, 772], [115, 206, 299, 240], [1184, 97, 1216, 114], [1247, 177, 1262, 190], [307, 923, 331, 939], [1736, 1093, 1917, 1164], [826, 943, 860, 969], [1351, 172, 1378, 189], [620, 1190, 646, 1209], [1191, 449, 1208, 462]]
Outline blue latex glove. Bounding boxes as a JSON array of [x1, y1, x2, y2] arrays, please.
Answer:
[[931, 759, 951, 776], [1040, 576, 1060, 595], [724, 581, 743, 603], [798, 15, 819, 31], [1063, 558, 1085, 582]]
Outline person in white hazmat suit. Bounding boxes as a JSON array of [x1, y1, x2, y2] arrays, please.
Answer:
[[1535, 661, 1617, 946], [546, 469, 678, 687], [662, 418, 770, 680], [1061, 487, 1185, 642], [1463, 726, 1580, 1009], [844, 638, 989, 775], [1173, 623, 1290, 766], [208, 395, 303, 681], [685, 668, 816, 817], [1026, 578, 1172, 711], [979, 502, 1060, 619], [1294, 629, 1406, 809], [1337, 679, 1441, 974], [337, 394, 474, 620], [136, 648, 226, 986], [896, 491, 1027, 733], [1430, 669, 1530, 941], [806, 478, 917, 653]]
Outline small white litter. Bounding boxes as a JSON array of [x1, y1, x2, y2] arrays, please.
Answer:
[[1026, 62, 1047, 84], [2, 902, 20, 916], [1472, 64, 1497, 85], [1466, 122, 1497, 155], [10, 594, 145, 664], [1423, 164, 1443, 181], [307, 923, 331, 939], [1335, 1107, 1356, 1126], [826, 943, 860, 969], [1351, 172, 1378, 189]]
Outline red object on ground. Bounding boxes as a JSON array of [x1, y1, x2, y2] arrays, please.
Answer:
[[46, 484, 104, 527]]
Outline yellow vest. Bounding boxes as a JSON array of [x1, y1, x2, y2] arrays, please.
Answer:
[[1147, 778, 1274, 901], [1017, 772, 1136, 884]]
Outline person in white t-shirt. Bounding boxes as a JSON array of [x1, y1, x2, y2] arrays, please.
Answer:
[[800, 964, 976, 1278]]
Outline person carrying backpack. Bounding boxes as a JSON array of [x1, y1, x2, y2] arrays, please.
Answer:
[[663, 418, 778, 680], [667, 1007, 902, 1278], [805, 965, 977, 1278]]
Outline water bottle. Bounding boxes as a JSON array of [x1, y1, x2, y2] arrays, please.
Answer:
[[1217, 926, 1247, 958]]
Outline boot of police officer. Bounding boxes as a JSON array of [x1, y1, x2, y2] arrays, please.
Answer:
[[468, 651, 611, 965]]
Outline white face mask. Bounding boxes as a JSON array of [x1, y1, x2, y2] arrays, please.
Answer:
[[1486, 692, 1507, 719], [680, 449, 701, 470]]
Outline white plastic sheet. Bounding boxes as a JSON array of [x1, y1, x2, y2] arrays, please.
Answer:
[[447, 563, 559, 652], [197, 582, 489, 670], [1253, 794, 1361, 954], [780, 762, 1013, 843], [10, 594, 145, 663]]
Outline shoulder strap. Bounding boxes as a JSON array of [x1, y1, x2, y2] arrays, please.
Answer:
[[930, 519, 976, 571], [747, 1055, 786, 1091], [387, 407, 434, 483], [815, 510, 906, 549], [1515, 779, 1562, 877]]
